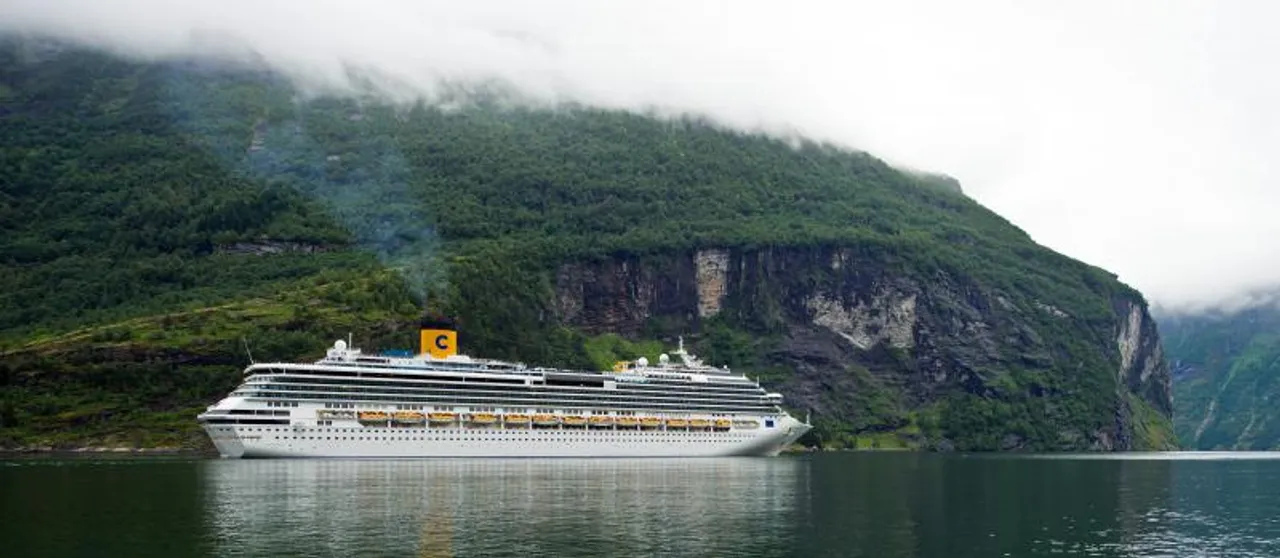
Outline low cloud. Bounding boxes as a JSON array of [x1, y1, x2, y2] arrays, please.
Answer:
[[3, 0, 1279, 311]]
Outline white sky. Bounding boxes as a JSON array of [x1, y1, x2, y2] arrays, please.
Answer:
[[2, 0, 1277, 311]]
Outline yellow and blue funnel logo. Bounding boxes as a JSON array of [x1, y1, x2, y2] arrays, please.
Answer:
[[421, 328, 457, 358], [419, 316, 458, 358]]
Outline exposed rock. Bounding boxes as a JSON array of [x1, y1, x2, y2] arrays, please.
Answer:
[[1035, 300, 1070, 318], [806, 291, 916, 350], [1115, 300, 1172, 415], [216, 241, 333, 256], [1118, 303, 1144, 376], [550, 246, 1174, 450], [695, 249, 730, 318], [553, 256, 695, 335]]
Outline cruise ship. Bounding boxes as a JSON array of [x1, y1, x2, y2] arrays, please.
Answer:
[[198, 317, 812, 458]]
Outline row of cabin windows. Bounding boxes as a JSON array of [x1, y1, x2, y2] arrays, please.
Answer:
[[247, 382, 768, 405], [227, 427, 750, 439], [243, 386, 771, 408], [236, 426, 756, 435], [331, 408, 736, 418], [275, 436, 740, 441], [256, 374, 764, 396], [268, 366, 758, 388], [234, 392, 774, 414]]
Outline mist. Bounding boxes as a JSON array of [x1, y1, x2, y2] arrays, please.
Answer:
[[3, 0, 1278, 312]]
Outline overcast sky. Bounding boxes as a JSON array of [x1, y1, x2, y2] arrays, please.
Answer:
[[2, 0, 1277, 311]]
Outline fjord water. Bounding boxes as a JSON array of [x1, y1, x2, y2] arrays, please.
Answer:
[[3, 453, 1280, 557]]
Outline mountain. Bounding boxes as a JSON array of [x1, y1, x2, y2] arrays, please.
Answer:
[[0, 39, 1175, 451], [1163, 303, 1280, 450]]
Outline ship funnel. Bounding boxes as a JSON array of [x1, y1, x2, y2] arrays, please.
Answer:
[[419, 314, 458, 359]]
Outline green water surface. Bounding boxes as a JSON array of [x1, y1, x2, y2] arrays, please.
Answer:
[[2, 452, 1277, 557]]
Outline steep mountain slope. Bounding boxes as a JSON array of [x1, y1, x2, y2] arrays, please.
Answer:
[[0, 39, 1174, 451], [1163, 305, 1280, 449]]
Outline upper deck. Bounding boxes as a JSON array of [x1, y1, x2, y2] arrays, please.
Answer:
[[245, 337, 763, 389]]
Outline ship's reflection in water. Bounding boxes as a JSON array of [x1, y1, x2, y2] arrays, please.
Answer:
[[204, 458, 807, 557]]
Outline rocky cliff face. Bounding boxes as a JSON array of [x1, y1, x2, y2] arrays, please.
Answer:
[[551, 246, 1174, 450]]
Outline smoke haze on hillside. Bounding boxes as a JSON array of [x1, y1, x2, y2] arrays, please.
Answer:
[[2, 0, 1278, 312]]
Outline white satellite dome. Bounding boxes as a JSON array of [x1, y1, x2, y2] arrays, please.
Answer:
[[659, 353, 670, 365], [334, 339, 347, 351], [636, 356, 649, 368]]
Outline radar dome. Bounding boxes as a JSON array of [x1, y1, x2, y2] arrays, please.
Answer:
[[637, 356, 649, 368], [334, 340, 347, 351], [659, 354, 670, 365]]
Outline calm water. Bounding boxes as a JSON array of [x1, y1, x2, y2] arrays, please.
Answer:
[[4, 452, 1280, 557]]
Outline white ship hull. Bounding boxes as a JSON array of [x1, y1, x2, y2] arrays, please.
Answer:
[[203, 416, 809, 459], [198, 334, 813, 459]]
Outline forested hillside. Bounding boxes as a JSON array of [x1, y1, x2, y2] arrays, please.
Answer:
[[0, 39, 1174, 451], [1163, 304, 1280, 450]]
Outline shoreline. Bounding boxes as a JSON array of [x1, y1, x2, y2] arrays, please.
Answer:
[[0, 446, 212, 457]]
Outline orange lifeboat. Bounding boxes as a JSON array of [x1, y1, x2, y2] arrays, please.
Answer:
[[503, 414, 531, 425], [393, 411, 425, 425], [469, 413, 498, 425], [358, 411, 389, 425], [428, 412, 457, 424]]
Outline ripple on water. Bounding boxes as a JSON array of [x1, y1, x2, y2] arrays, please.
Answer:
[[7, 452, 1280, 557]]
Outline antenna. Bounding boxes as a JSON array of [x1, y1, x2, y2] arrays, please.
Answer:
[[241, 336, 255, 364], [348, 331, 353, 350]]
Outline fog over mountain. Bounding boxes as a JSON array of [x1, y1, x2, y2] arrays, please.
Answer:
[[3, 0, 1278, 311]]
